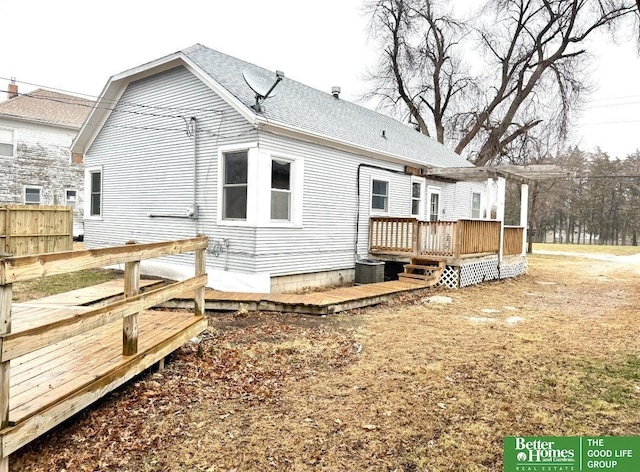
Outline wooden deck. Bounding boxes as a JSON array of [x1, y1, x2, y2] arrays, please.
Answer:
[[166, 279, 434, 315], [4, 306, 206, 457], [0, 238, 209, 470]]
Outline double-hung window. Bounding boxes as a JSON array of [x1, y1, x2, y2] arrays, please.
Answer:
[[24, 187, 41, 205], [411, 180, 424, 217], [371, 179, 388, 212], [86, 168, 102, 217], [0, 128, 14, 157], [271, 159, 291, 221], [222, 151, 248, 220]]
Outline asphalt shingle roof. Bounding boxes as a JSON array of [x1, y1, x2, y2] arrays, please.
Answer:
[[0, 89, 93, 129], [183, 44, 472, 168]]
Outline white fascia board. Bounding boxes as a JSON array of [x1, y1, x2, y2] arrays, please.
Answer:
[[71, 52, 259, 155], [72, 54, 186, 154], [258, 119, 446, 170]]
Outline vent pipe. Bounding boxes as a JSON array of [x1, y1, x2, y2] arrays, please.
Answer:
[[331, 86, 341, 99]]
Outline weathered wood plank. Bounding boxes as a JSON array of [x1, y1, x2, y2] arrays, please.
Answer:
[[123, 244, 140, 356], [17, 279, 162, 307], [0, 283, 10, 469], [0, 237, 208, 284], [10, 312, 183, 417], [1, 315, 207, 457], [194, 247, 206, 317], [1, 274, 207, 361]]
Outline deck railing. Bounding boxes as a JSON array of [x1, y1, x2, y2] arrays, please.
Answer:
[[503, 226, 524, 256], [370, 217, 522, 259], [457, 219, 501, 256], [369, 217, 416, 253], [417, 220, 457, 257], [0, 237, 208, 467]]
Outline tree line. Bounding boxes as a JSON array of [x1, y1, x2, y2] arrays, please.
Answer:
[[504, 148, 640, 247]]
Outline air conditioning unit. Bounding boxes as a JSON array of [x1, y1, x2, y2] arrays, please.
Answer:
[[355, 259, 385, 285]]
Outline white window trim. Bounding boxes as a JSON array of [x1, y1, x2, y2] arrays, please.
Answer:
[[257, 149, 304, 228], [84, 165, 103, 219], [65, 188, 78, 208], [370, 177, 390, 215], [0, 127, 16, 158], [411, 176, 425, 218], [23, 185, 42, 205], [217, 142, 258, 227], [427, 185, 441, 222]]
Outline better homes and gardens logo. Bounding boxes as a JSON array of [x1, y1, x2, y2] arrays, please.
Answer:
[[506, 436, 577, 471], [504, 436, 640, 472]]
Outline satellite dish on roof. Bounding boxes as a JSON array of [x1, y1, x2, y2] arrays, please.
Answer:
[[242, 69, 285, 112]]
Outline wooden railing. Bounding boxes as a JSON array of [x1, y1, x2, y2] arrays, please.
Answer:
[[369, 217, 416, 253], [503, 226, 524, 256], [417, 221, 457, 257], [370, 217, 518, 259], [0, 237, 208, 468], [456, 220, 501, 257]]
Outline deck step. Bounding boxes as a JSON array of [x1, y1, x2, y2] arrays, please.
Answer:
[[404, 264, 441, 271], [398, 272, 436, 281]]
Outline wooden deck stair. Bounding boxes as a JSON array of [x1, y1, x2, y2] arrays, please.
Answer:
[[398, 257, 446, 286]]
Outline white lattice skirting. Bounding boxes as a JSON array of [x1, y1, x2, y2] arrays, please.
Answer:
[[436, 256, 527, 289]]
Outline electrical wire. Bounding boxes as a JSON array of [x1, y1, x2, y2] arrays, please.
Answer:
[[0, 76, 225, 114]]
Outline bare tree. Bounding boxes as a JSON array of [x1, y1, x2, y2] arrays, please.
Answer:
[[366, 0, 637, 165]]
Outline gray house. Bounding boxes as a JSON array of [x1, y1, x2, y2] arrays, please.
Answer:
[[72, 44, 528, 293], [0, 85, 93, 237]]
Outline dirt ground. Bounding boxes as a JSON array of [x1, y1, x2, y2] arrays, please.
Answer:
[[10, 253, 640, 471]]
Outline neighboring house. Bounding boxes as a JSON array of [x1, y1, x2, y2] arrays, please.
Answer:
[[71, 44, 538, 293], [0, 85, 93, 237]]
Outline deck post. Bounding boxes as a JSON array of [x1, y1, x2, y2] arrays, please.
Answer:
[[454, 221, 463, 260], [496, 177, 506, 266], [412, 219, 419, 256], [123, 241, 140, 356], [0, 282, 12, 471], [194, 240, 206, 317], [520, 183, 529, 256]]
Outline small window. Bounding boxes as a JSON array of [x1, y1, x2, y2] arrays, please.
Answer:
[[472, 192, 481, 219], [0, 128, 14, 157], [223, 151, 248, 220], [271, 159, 291, 221], [411, 181, 422, 216], [24, 187, 41, 205], [372, 179, 388, 211], [90, 171, 102, 216], [66, 189, 77, 208], [428, 191, 440, 222]]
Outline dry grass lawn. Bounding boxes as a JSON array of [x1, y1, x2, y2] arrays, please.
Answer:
[[10, 252, 640, 471]]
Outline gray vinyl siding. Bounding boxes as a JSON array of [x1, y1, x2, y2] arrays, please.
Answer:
[[84, 66, 258, 272], [441, 180, 486, 220], [255, 132, 410, 276]]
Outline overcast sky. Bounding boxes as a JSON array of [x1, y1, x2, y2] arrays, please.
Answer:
[[1, 0, 639, 159]]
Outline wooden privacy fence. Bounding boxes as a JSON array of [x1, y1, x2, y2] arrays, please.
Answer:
[[370, 217, 522, 259], [0, 237, 208, 470], [0, 205, 73, 257]]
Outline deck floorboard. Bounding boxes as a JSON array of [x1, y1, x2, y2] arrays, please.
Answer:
[[171, 279, 432, 314], [3, 280, 207, 459]]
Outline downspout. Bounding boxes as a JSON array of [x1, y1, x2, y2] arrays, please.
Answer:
[[190, 117, 199, 220], [354, 163, 412, 261]]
